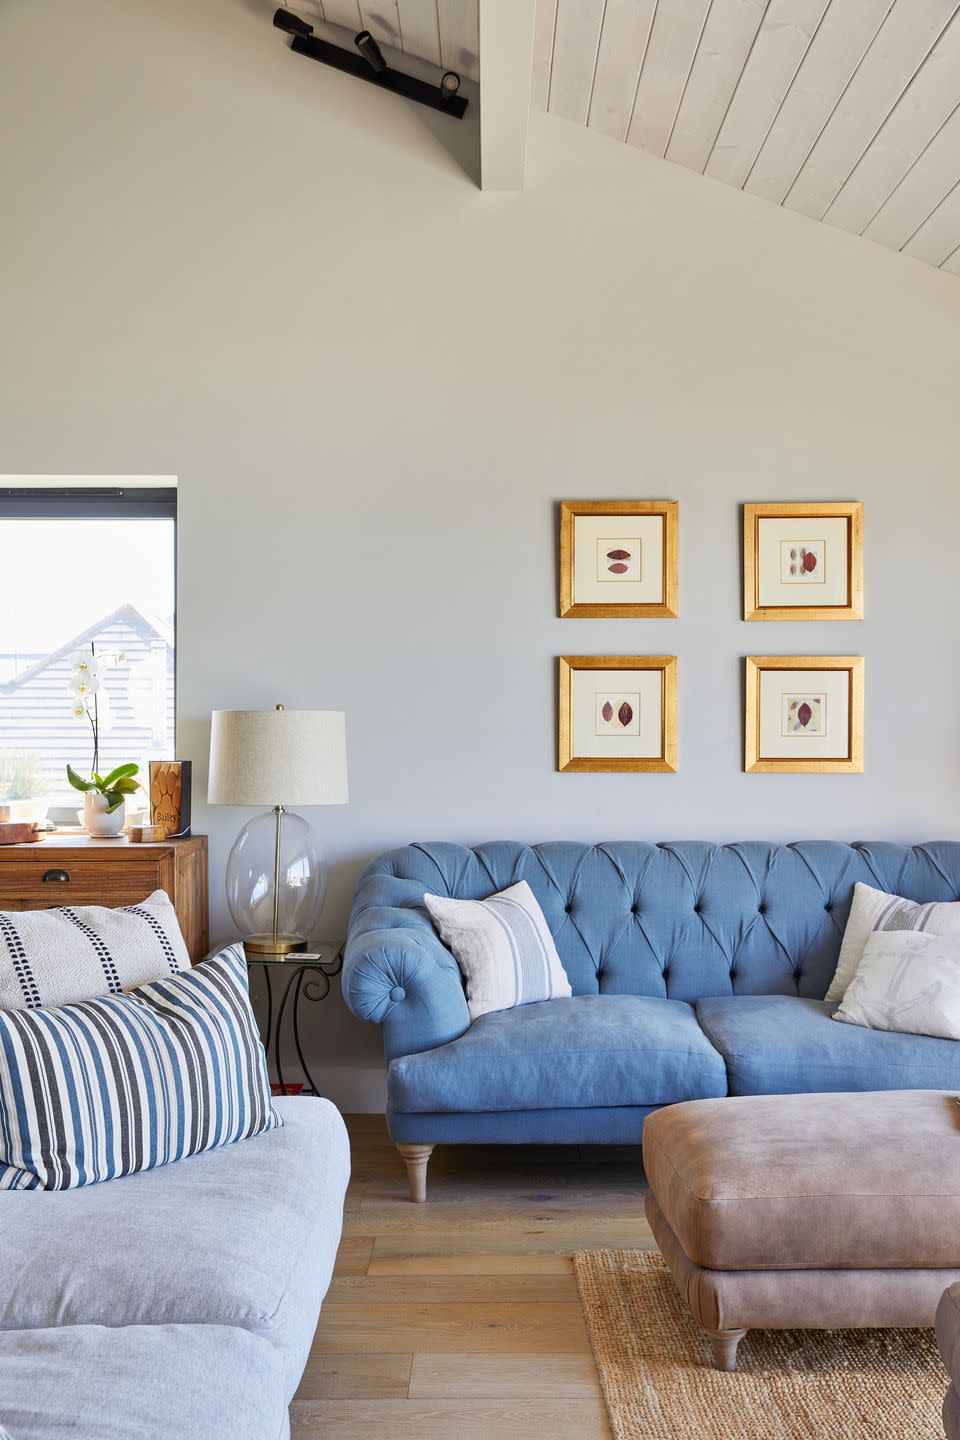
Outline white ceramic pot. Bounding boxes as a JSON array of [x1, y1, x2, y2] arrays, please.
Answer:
[[83, 791, 126, 838]]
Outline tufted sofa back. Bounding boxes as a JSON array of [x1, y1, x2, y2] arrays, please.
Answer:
[[349, 840, 960, 1003]]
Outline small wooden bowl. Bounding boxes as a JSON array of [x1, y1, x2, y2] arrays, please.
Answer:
[[127, 824, 172, 844]]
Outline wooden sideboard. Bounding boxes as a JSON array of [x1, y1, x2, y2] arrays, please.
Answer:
[[0, 833, 209, 962]]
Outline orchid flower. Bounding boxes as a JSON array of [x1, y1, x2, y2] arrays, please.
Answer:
[[69, 673, 100, 696]]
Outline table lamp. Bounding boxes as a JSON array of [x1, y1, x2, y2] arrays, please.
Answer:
[[208, 705, 348, 959]]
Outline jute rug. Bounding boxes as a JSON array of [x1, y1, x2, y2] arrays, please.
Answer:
[[574, 1249, 947, 1440]]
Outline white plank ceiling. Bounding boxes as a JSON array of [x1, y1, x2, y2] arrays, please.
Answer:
[[532, 0, 960, 276], [292, 1, 960, 274]]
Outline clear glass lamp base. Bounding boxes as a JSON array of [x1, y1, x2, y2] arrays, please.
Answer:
[[224, 808, 327, 957]]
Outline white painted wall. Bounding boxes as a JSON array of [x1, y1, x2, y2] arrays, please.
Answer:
[[2, 0, 959, 1109]]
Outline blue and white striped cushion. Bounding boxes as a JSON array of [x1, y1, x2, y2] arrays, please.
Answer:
[[424, 881, 572, 1022], [0, 945, 281, 1190]]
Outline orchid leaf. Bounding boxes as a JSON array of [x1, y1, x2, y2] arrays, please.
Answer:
[[99, 762, 138, 788], [66, 765, 95, 793]]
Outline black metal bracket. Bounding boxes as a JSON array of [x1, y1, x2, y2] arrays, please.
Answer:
[[273, 11, 468, 120]]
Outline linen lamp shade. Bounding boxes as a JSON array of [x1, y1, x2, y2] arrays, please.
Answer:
[[208, 709, 348, 808]]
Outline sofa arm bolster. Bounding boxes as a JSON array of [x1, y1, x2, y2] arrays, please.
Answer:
[[342, 926, 470, 1061]]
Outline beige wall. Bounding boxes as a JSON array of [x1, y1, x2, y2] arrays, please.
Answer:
[[2, 0, 960, 1108]]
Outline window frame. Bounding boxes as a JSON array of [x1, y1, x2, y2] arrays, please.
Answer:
[[0, 486, 177, 521]]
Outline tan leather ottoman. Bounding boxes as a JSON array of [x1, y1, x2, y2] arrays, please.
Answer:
[[643, 1090, 960, 1371], [937, 1284, 960, 1439]]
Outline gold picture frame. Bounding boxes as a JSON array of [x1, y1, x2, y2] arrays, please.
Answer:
[[743, 502, 863, 621], [745, 656, 864, 774], [560, 500, 679, 618], [559, 656, 677, 773]]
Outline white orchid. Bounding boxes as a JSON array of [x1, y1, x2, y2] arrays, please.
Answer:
[[69, 648, 123, 679], [69, 672, 100, 696], [67, 643, 129, 785]]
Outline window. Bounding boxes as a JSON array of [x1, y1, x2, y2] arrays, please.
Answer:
[[0, 485, 176, 819]]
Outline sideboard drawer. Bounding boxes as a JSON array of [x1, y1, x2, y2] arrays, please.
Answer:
[[0, 858, 162, 910], [0, 836, 208, 961]]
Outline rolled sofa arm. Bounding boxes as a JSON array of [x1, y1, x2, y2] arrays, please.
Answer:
[[342, 923, 470, 1062]]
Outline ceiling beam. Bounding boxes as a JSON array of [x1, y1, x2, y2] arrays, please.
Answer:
[[479, 0, 537, 191]]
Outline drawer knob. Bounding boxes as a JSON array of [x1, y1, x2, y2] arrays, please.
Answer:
[[41, 868, 71, 884]]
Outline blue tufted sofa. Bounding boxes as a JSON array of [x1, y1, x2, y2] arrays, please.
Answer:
[[343, 840, 960, 1196]]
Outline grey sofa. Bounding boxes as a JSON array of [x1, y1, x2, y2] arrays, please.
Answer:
[[0, 1096, 350, 1440]]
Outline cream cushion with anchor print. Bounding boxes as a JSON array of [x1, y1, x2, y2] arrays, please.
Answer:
[[833, 930, 960, 1040]]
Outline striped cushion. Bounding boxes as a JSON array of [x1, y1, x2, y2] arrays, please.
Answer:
[[0, 890, 190, 1011], [826, 881, 960, 1003], [424, 880, 572, 1022], [0, 945, 281, 1190]]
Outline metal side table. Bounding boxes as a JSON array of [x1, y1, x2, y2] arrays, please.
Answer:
[[244, 941, 343, 1096]]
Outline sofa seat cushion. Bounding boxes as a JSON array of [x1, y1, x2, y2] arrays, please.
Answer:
[[644, 1089, 960, 1271], [0, 1323, 288, 1440], [696, 994, 960, 1095], [0, 1097, 349, 1402], [388, 994, 728, 1113]]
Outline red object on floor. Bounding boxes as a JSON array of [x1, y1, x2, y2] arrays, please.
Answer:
[[271, 1082, 304, 1096]]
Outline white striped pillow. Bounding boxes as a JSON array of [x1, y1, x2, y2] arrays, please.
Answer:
[[424, 881, 572, 1022], [826, 881, 960, 1003], [0, 945, 281, 1190]]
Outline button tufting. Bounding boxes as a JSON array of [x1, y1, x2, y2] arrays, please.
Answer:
[[565, 905, 573, 914], [662, 967, 671, 982], [825, 903, 833, 912], [389, 985, 405, 1002]]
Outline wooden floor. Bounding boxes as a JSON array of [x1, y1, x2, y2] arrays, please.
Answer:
[[291, 1115, 656, 1440]]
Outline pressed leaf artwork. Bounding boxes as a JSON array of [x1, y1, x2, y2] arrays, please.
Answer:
[[596, 537, 641, 583], [781, 692, 827, 737], [595, 692, 641, 737], [780, 539, 825, 584]]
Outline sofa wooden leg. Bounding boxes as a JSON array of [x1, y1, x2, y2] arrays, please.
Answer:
[[705, 1328, 747, 1372], [397, 1143, 434, 1202]]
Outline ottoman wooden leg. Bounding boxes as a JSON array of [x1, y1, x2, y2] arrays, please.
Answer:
[[397, 1143, 434, 1202], [705, 1328, 748, 1372]]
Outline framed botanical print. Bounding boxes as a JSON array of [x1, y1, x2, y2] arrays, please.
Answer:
[[743, 502, 863, 621], [744, 656, 864, 773], [560, 500, 678, 618], [558, 656, 677, 773]]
